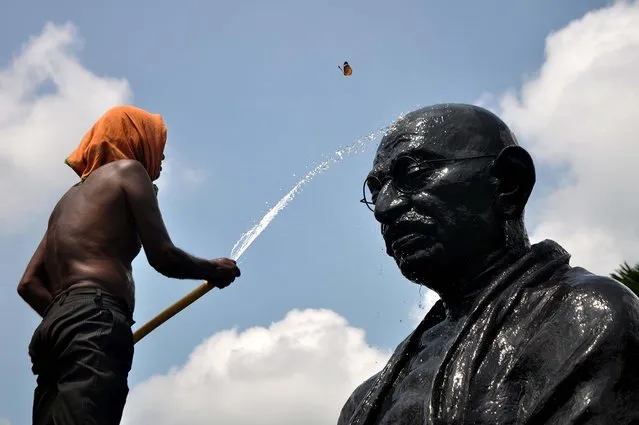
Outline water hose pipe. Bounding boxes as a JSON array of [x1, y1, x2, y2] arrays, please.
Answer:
[[133, 281, 214, 344]]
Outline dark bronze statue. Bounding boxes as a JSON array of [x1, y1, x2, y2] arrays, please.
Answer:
[[338, 104, 639, 425]]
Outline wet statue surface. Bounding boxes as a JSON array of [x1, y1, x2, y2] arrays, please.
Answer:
[[337, 104, 639, 425]]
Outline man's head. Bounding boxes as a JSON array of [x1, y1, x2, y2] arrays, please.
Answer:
[[66, 105, 167, 181], [364, 103, 536, 294]]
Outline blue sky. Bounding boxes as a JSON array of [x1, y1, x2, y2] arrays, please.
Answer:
[[0, 0, 628, 424]]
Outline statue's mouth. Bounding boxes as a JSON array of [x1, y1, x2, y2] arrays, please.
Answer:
[[391, 234, 424, 251], [384, 220, 436, 256]]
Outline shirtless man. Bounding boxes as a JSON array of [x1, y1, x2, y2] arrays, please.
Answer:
[[18, 105, 241, 425], [338, 104, 639, 424]]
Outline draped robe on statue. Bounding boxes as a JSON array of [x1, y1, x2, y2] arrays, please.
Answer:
[[339, 240, 639, 425]]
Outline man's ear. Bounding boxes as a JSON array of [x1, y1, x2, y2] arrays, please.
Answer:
[[493, 146, 536, 219]]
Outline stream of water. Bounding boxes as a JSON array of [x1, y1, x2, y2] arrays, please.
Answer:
[[229, 119, 403, 261]]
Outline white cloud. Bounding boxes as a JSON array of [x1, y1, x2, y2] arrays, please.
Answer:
[[493, 0, 639, 274], [0, 22, 131, 232], [122, 309, 389, 425], [0, 418, 10, 425]]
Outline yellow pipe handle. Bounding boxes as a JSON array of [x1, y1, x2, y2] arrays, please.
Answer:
[[133, 281, 213, 344]]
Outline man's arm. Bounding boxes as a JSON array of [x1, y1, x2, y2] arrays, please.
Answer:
[[17, 234, 53, 317], [117, 160, 234, 281]]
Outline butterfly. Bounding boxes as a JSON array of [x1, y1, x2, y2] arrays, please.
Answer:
[[338, 61, 353, 76]]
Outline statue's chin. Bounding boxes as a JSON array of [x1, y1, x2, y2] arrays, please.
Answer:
[[394, 246, 444, 285], [394, 252, 431, 283]]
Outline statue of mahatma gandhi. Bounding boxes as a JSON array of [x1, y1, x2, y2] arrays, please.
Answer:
[[337, 104, 639, 425]]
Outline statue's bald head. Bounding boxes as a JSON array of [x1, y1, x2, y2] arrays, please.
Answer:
[[375, 103, 520, 167]]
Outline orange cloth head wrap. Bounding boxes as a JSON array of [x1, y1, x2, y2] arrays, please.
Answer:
[[65, 105, 167, 181]]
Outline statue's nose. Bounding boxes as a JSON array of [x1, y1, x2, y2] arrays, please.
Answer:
[[374, 182, 411, 224]]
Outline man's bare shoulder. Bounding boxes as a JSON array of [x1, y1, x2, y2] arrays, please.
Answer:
[[102, 159, 148, 180], [53, 160, 150, 211], [80, 160, 150, 192]]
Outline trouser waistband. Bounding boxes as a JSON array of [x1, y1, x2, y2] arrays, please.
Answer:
[[45, 286, 134, 325]]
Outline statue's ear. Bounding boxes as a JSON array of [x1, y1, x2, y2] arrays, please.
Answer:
[[493, 146, 536, 219]]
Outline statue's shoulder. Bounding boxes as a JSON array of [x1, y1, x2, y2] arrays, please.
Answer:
[[562, 266, 636, 303], [555, 266, 639, 332], [337, 373, 380, 425]]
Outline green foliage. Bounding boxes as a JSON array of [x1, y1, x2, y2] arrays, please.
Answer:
[[610, 262, 639, 296]]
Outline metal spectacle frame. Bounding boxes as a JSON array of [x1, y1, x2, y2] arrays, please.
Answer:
[[359, 154, 498, 212]]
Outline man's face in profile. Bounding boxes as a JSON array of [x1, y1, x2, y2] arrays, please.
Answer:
[[365, 106, 507, 285]]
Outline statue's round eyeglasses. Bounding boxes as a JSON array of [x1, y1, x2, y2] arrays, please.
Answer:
[[360, 154, 497, 212]]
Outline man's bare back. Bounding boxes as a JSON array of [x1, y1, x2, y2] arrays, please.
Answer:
[[45, 161, 145, 312], [41, 159, 240, 315]]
